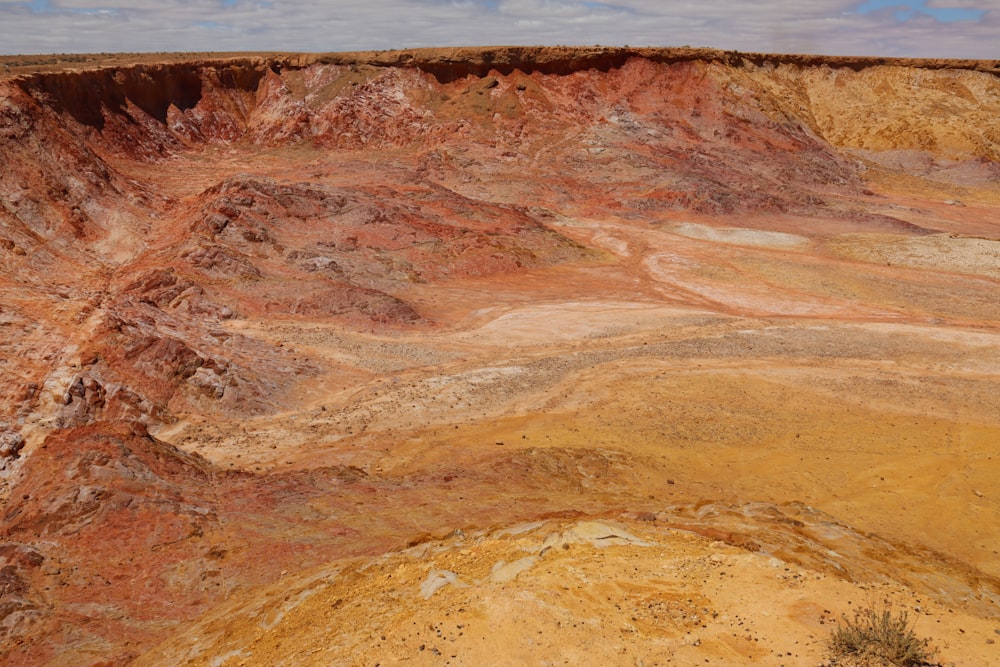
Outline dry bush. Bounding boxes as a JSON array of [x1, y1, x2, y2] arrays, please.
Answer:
[[827, 600, 939, 667]]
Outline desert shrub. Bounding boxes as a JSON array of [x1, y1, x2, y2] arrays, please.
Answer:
[[828, 600, 938, 667]]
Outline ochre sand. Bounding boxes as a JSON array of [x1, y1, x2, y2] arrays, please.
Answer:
[[0, 49, 997, 665]]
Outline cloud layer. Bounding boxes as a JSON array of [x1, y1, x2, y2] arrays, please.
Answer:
[[1, 0, 997, 57]]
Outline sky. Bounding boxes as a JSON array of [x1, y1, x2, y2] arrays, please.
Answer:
[[0, 0, 997, 58]]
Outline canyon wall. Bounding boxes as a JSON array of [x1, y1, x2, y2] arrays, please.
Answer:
[[1, 48, 998, 665]]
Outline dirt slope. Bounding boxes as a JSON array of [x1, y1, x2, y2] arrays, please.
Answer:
[[0, 47, 998, 666]]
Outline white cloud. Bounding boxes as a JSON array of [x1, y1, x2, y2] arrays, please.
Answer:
[[0, 0, 995, 57], [924, 0, 1000, 8]]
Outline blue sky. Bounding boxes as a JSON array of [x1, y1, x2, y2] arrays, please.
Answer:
[[0, 1, 997, 57]]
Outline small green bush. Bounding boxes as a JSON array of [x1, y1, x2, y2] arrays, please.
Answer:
[[828, 600, 938, 667]]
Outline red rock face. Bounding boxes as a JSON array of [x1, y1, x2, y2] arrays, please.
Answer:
[[1, 55, 603, 434], [0, 423, 213, 663], [1, 47, 999, 664], [0, 422, 357, 663], [0, 424, 668, 664]]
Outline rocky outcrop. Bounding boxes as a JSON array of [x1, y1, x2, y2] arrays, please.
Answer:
[[0, 46, 998, 665], [290, 45, 1000, 80], [0, 422, 220, 664], [51, 306, 294, 428], [0, 427, 24, 474], [15, 60, 266, 156]]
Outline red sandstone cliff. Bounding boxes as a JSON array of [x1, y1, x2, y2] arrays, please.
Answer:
[[1, 47, 998, 665]]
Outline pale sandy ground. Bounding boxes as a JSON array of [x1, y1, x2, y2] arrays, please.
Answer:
[[148, 189, 1000, 665], [137, 517, 1000, 666], [4, 50, 1000, 667]]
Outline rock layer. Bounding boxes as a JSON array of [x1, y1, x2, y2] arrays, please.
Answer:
[[0, 47, 998, 665]]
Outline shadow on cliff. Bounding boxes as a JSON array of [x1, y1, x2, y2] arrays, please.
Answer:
[[20, 63, 266, 130]]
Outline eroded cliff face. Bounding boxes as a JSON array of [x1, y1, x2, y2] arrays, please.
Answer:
[[1, 48, 999, 665], [5, 49, 996, 437]]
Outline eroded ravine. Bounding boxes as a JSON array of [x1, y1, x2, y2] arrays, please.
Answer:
[[0, 47, 998, 665]]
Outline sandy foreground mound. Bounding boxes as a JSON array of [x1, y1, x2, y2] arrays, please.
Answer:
[[137, 514, 999, 667], [0, 47, 998, 665]]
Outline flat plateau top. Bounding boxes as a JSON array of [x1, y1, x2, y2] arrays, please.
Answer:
[[2, 45, 999, 79]]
